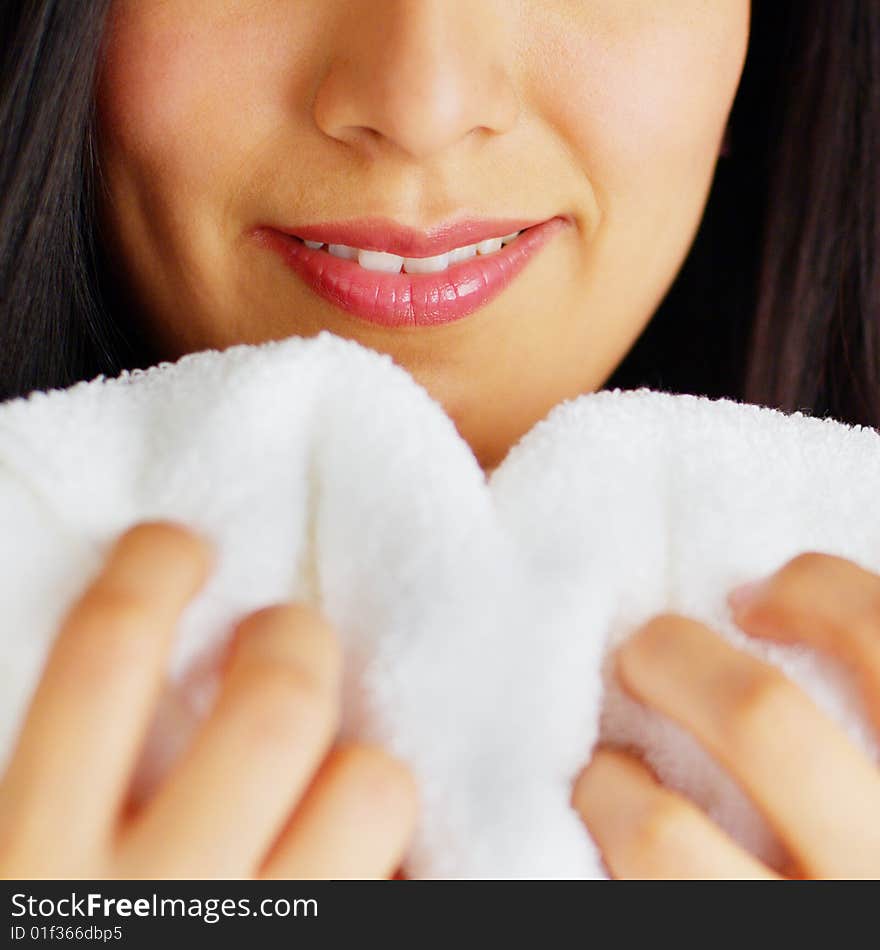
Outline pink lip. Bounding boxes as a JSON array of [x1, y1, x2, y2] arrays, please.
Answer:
[[274, 216, 547, 257], [254, 216, 569, 328]]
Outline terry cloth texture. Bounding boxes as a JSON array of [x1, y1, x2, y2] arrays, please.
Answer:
[[0, 330, 877, 878]]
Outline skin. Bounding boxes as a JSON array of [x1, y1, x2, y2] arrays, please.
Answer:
[[93, 0, 749, 472], [574, 556, 880, 879], [2, 1, 878, 879], [0, 524, 416, 878]]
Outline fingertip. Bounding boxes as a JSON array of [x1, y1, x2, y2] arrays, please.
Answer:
[[113, 519, 217, 586], [232, 602, 343, 689], [339, 743, 419, 827], [727, 578, 768, 616], [572, 746, 649, 813]]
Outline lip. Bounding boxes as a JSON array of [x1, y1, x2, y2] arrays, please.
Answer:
[[254, 216, 569, 328], [272, 216, 548, 258]]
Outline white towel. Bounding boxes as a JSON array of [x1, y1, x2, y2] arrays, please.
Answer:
[[0, 329, 877, 879]]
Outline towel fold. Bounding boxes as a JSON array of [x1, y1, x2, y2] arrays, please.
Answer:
[[0, 329, 877, 878]]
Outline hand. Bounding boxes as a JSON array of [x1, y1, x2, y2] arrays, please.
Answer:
[[0, 521, 417, 879], [572, 552, 880, 879]]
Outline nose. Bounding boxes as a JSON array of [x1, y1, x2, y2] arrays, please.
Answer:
[[312, 0, 519, 162]]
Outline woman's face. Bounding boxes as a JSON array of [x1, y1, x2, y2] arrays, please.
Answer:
[[95, 1, 750, 471]]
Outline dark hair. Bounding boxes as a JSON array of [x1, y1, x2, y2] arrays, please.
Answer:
[[0, 0, 156, 403], [2, 1, 878, 430], [606, 0, 880, 429]]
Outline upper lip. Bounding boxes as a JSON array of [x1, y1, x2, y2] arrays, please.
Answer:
[[273, 215, 555, 258]]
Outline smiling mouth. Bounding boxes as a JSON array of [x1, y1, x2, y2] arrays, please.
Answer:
[[285, 228, 528, 275], [255, 217, 569, 329]]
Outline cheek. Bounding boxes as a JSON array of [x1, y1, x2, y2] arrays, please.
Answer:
[[98, 15, 212, 190], [531, 2, 750, 200], [95, 6, 296, 216]]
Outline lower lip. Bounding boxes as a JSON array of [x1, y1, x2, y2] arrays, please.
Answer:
[[255, 217, 568, 328]]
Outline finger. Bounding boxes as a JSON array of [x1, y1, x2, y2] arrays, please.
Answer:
[[617, 614, 880, 878], [572, 748, 780, 879], [259, 743, 417, 880], [727, 552, 880, 730], [1, 521, 214, 852], [119, 602, 341, 878]]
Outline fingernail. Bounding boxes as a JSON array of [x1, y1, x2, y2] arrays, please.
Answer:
[[727, 578, 767, 612]]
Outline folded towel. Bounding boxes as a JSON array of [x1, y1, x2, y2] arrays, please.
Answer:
[[0, 329, 877, 879]]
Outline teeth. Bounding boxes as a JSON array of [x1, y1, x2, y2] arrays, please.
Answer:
[[448, 243, 479, 264], [328, 244, 358, 260], [358, 249, 405, 273], [403, 252, 450, 274], [306, 230, 523, 272], [476, 237, 503, 255]]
